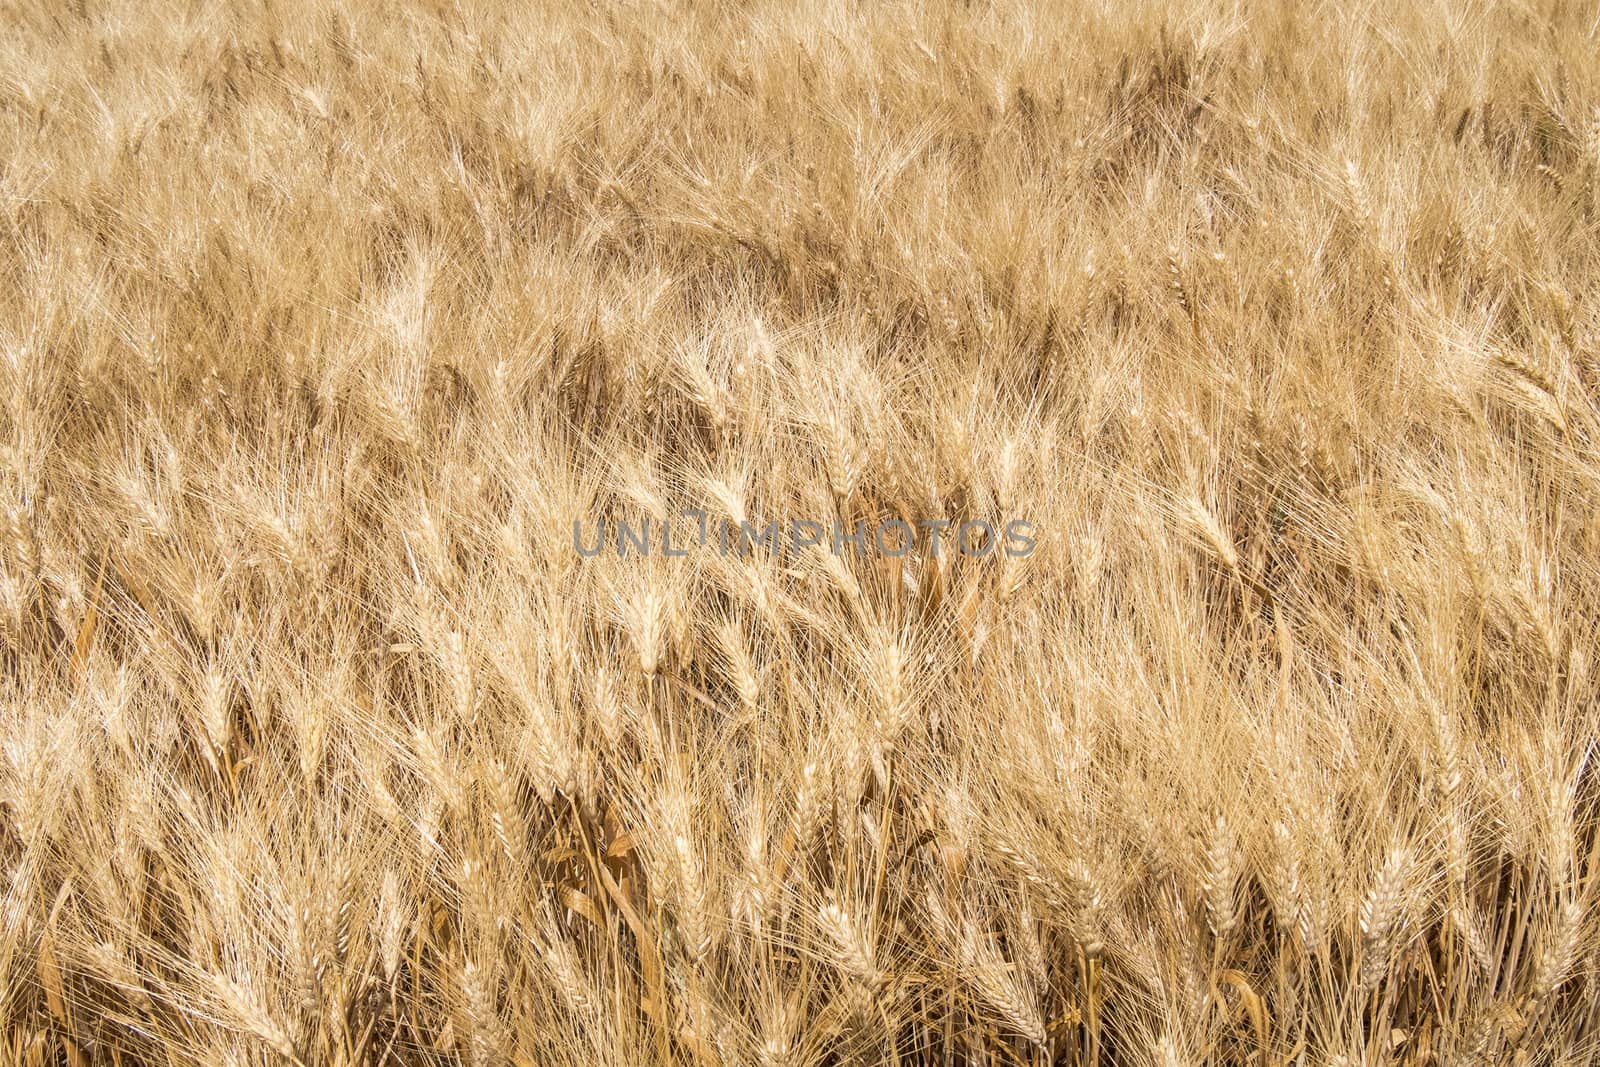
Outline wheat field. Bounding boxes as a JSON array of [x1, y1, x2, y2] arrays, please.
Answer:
[[1, 0, 1598, 1063]]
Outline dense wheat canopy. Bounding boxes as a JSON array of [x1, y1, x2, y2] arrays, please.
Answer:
[[1, 0, 1598, 1063]]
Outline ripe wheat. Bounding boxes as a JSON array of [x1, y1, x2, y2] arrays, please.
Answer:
[[0, 0, 1598, 1064]]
